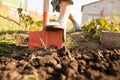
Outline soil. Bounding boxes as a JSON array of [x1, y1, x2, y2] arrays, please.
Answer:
[[0, 31, 120, 80]]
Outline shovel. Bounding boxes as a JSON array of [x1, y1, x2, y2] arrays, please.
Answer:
[[29, 0, 63, 49]]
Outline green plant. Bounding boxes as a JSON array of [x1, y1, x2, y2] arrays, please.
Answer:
[[11, 52, 21, 59], [63, 35, 79, 49], [0, 46, 8, 53], [17, 8, 42, 31], [81, 16, 120, 38], [0, 42, 13, 53]]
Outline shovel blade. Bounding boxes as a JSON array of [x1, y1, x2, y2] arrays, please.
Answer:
[[29, 30, 63, 49]]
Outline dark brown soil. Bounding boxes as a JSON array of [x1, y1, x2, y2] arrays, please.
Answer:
[[0, 31, 120, 80]]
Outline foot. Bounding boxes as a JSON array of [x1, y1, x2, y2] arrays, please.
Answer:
[[67, 23, 81, 33], [44, 22, 64, 30], [44, 17, 67, 31]]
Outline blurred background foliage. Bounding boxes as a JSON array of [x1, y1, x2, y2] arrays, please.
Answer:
[[81, 16, 120, 38]]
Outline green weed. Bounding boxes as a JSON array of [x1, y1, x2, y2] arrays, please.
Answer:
[[63, 35, 79, 49], [11, 52, 21, 59]]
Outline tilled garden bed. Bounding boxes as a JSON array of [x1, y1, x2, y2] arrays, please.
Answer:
[[0, 32, 120, 80]]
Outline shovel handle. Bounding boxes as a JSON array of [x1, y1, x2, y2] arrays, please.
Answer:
[[43, 0, 49, 28]]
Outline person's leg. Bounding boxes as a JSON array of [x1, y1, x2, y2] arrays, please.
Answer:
[[45, 0, 73, 41], [67, 13, 81, 33], [69, 13, 76, 24], [60, 0, 81, 33], [45, 1, 73, 41], [57, 1, 73, 41], [56, 1, 72, 29], [51, 0, 80, 32], [45, 1, 72, 30]]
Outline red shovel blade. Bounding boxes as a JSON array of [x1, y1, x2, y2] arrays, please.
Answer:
[[29, 30, 63, 49]]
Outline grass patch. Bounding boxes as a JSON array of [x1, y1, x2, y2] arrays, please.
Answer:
[[0, 41, 14, 53]]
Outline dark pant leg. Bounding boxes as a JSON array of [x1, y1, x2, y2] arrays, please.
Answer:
[[60, 0, 73, 4]]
